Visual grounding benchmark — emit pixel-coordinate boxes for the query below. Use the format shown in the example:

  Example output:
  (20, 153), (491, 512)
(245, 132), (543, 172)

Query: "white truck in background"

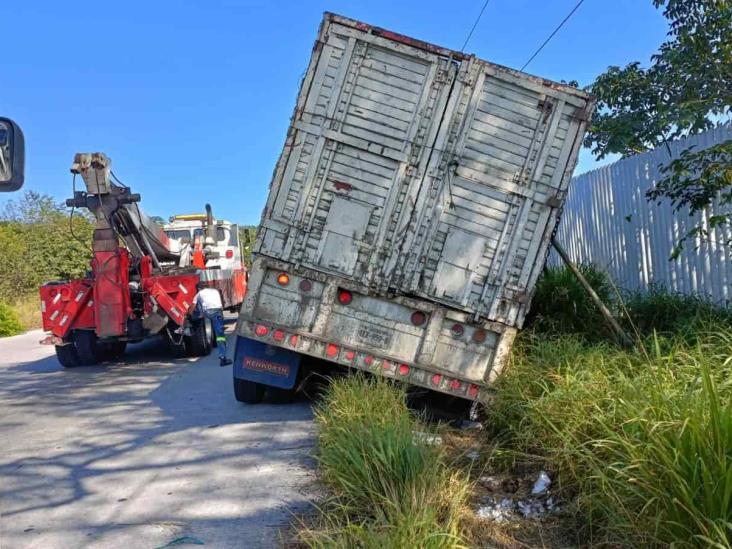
(232, 12), (595, 404)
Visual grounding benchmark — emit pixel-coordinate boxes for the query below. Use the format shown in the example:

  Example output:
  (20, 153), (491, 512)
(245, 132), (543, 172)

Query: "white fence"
(551, 124), (732, 304)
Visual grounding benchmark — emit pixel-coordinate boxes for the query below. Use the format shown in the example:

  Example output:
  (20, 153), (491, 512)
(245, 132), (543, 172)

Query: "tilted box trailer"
(233, 12), (595, 403)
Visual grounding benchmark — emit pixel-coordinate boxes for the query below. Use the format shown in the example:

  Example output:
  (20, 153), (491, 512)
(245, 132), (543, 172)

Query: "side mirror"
(0, 117), (25, 192)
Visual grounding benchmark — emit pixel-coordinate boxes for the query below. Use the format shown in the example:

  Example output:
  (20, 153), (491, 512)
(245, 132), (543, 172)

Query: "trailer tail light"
(472, 329), (487, 343)
(468, 384), (479, 398)
(273, 329), (285, 342)
(326, 343), (338, 358)
(398, 364), (410, 376)
(289, 334), (299, 347)
(299, 279), (312, 292)
(450, 323), (464, 338)
(344, 350), (355, 361)
(431, 374), (442, 386)
(277, 273), (290, 286)
(449, 379), (461, 391)
(410, 311), (427, 326)
(337, 289), (353, 305)
(364, 355), (374, 366)
(225, 249), (234, 259)
(254, 324), (269, 337)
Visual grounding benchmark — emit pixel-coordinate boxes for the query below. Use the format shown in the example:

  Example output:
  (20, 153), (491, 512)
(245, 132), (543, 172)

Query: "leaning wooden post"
(551, 237), (634, 348)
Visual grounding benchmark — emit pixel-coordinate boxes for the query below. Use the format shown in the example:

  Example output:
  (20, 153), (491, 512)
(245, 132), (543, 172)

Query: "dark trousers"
(204, 309), (227, 359)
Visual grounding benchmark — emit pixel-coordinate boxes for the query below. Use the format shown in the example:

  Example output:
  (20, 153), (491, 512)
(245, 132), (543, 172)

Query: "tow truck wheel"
(186, 319), (211, 357)
(234, 377), (265, 404)
(74, 330), (103, 365)
(104, 341), (127, 358)
(55, 342), (80, 368)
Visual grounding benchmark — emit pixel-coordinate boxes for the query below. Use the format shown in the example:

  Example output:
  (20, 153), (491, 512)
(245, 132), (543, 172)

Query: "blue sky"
(2, 0), (669, 224)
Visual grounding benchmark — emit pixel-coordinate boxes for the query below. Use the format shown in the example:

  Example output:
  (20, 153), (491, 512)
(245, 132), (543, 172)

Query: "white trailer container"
(234, 13), (594, 403)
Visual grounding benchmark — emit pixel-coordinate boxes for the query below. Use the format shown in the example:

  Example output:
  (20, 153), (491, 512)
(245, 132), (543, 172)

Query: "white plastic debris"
(466, 450), (480, 461)
(478, 475), (501, 492)
(531, 470), (552, 495)
(412, 431), (443, 446)
(517, 500), (546, 519)
(476, 497), (514, 522)
(455, 419), (483, 430)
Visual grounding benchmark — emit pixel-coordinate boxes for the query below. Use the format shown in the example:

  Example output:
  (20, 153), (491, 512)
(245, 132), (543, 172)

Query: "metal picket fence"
(550, 124), (732, 304)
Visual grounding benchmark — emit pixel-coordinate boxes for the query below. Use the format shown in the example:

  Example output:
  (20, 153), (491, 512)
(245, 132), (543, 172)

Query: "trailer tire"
(55, 343), (80, 368)
(267, 386), (296, 404)
(186, 319), (211, 357)
(74, 330), (103, 365)
(234, 377), (265, 404)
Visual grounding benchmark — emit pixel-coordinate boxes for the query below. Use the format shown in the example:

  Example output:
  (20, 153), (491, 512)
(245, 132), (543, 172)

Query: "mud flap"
(233, 336), (301, 389)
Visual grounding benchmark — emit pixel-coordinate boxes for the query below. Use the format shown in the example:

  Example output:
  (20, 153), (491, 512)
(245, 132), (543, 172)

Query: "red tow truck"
(39, 152), (246, 366)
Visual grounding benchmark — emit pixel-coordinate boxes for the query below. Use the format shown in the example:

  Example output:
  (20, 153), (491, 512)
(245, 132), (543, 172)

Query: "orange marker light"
(277, 273), (290, 286)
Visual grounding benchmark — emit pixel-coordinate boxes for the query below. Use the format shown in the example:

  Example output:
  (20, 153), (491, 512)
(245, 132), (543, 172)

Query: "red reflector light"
(225, 249), (234, 259)
(326, 343), (338, 357)
(345, 350), (355, 361)
(431, 374), (442, 386)
(382, 361), (391, 370)
(472, 329), (487, 343)
(411, 311), (427, 326)
(364, 355), (374, 366)
(299, 279), (312, 292)
(337, 289), (353, 305)
(398, 364), (410, 376)
(451, 323), (464, 338)
(289, 334), (299, 347)
(277, 273), (290, 286)
(254, 324), (268, 337)
(449, 379), (461, 391)
(273, 329), (285, 342)
(468, 384), (479, 398)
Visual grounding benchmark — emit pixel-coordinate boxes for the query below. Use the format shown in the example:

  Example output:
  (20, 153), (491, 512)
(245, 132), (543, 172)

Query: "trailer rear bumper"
(237, 258), (517, 402)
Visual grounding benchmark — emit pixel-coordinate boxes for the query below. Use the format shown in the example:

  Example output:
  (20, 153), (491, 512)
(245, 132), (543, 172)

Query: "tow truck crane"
(39, 152), (221, 366)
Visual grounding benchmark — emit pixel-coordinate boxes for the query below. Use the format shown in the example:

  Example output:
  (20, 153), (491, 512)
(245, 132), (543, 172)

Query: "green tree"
(0, 191), (94, 300)
(238, 225), (258, 266)
(585, 0), (732, 256)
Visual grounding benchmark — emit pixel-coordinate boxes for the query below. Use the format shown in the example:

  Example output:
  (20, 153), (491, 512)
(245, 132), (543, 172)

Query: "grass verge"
(9, 294), (42, 331)
(296, 376), (471, 548)
(487, 326), (732, 547)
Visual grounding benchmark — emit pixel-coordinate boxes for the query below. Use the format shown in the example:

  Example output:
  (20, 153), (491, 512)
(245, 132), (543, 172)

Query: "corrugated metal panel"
(551, 124), (732, 303)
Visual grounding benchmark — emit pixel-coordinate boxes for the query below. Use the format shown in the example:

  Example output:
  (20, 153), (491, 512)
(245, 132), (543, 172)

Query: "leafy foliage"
(0, 301), (23, 337)
(0, 191), (94, 301)
(237, 225), (257, 266)
(585, 0), (732, 254)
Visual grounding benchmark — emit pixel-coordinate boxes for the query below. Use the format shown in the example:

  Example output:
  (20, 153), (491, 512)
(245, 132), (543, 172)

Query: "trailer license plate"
(356, 324), (392, 348)
(244, 357), (290, 377)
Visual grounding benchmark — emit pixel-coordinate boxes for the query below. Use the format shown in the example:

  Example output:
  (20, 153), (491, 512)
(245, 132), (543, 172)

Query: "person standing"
(192, 282), (232, 366)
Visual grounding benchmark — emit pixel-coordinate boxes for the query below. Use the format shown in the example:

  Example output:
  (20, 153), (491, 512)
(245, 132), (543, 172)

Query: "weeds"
(298, 376), (471, 548)
(0, 300), (23, 337)
(488, 327), (732, 546)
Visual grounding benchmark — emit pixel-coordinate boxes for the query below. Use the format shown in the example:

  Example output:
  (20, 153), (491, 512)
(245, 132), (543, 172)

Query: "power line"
(460, 0), (492, 52)
(520, 0), (586, 71)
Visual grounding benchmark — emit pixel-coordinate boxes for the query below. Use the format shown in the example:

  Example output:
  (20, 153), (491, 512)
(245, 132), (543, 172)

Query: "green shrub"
(299, 376), (470, 548)
(526, 264), (615, 340)
(0, 301), (24, 337)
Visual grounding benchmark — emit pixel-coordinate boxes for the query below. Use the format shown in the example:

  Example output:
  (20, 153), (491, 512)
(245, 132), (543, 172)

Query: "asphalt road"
(0, 323), (316, 548)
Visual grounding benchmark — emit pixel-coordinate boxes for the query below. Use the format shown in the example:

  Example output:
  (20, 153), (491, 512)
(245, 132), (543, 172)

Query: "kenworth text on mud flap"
(38, 152), (247, 367)
(233, 13), (595, 404)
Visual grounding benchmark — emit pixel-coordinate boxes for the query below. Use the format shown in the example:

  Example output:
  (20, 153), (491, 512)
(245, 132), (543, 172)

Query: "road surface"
(0, 324), (316, 548)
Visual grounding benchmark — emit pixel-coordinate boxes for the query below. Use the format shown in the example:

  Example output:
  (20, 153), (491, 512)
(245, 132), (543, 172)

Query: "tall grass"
(0, 300), (23, 337)
(10, 294), (42, 331)
(490, 314), (732, 546)
(298, 376), (470, 548)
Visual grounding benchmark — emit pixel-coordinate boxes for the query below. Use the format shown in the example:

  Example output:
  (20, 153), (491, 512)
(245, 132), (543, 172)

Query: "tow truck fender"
(233, 336), (300, 390)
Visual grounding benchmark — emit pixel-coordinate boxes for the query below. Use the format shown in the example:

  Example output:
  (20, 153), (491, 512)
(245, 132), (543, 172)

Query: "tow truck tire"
(234, 377), (265, 404)
(187, 319), (211, 357)
(74, 330), (103, 365)
(103, 341), (127, 358)
(55, 343), (80, 368)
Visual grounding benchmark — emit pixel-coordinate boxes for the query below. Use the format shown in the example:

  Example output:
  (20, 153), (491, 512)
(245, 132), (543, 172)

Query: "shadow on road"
(0, 334), (316, 547)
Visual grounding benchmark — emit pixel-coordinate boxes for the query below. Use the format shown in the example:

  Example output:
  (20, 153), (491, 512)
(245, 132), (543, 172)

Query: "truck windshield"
(165, 229), (192, 245)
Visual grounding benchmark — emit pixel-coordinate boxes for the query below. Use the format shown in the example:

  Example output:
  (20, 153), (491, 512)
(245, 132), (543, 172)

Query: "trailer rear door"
(257, 16), (458, 287)
(393, 61), (592, 325)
